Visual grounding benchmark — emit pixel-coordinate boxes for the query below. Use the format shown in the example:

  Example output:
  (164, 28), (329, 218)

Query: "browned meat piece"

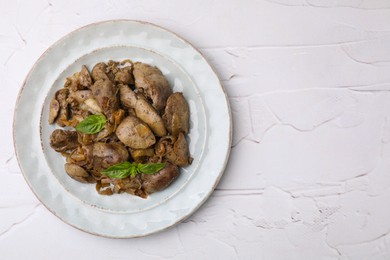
(116, 116), (156, 149)
(49, 95), (60, 124)
(49, 89), (69, 127)
(90, 79), (119, 120)
(50, 129), (79, 152)
(130, 148), (155, 163)
(92, 142), (129, 173)
(66, 90), (102, 119)
(64, 163), (95, 183)
(80, 98), (103, 114)
(104, 60), (135, 85)
(165, 132), (191, 167)
(65, 90), (94, 127)
(155, 133), (190, 167)
(112, 109), (126, 129)
(95, 122), (115, 142)
(91, 62), (106, 81)
(119, 85), (167, 136)
(79, 65), (93, 88)
(91, 62), (115, 82)
(115, 66), (134, 85)
(77, 132), (96, 145)
(65, 65), (93, 91)
(162, 92), (189, 136)
(119, 83), (137, 107)
(141, 163), (179, 194)
(68, 90), (92, 103)
(67, 144), (94, 169)
(56, 89), (70, 127)
(133, 62), (172, 112)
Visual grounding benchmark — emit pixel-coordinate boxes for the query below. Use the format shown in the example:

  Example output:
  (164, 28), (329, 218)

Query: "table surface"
(2, 0), (390, 259)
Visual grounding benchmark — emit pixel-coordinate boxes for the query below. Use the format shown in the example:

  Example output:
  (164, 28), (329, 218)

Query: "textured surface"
(2, 0), (390, 259)
(14, 20), (231, 237)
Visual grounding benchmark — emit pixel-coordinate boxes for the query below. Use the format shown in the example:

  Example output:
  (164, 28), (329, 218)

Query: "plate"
(13, 20), (231, 238)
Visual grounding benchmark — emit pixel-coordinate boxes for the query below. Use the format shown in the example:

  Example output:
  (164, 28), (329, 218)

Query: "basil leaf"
(101, 161), (133, 179)
(101, 162), (166, 179)
(137, 163), (166, 174)
(76, 114), (107, 134)
(130, 167), (138, 178)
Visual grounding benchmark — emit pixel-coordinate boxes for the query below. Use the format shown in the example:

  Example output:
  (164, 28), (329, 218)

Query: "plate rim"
(13, 19), (232, 238)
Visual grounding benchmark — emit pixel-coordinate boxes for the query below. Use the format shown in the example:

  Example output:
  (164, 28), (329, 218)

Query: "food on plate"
(119, 84), (167, 137)
(133, 62), (172, 112)
(115, 115), (156, 149)
(163, 92), (190, 136)
(48, 60), (192, 198)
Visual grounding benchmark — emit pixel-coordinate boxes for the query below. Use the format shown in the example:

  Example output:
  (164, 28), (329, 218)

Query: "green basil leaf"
(137, 163), (166, 174)
(101, 162), (166, 179)
(76, 114), (107, 134)
(130, 167), (138, 178)
(101, 161), (133, 179)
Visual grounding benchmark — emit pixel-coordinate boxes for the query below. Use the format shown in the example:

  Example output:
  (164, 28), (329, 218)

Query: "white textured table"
(2, 1), (390, 259)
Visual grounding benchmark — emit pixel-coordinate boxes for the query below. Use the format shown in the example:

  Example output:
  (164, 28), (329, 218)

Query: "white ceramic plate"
(13, 20), (231, 238)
